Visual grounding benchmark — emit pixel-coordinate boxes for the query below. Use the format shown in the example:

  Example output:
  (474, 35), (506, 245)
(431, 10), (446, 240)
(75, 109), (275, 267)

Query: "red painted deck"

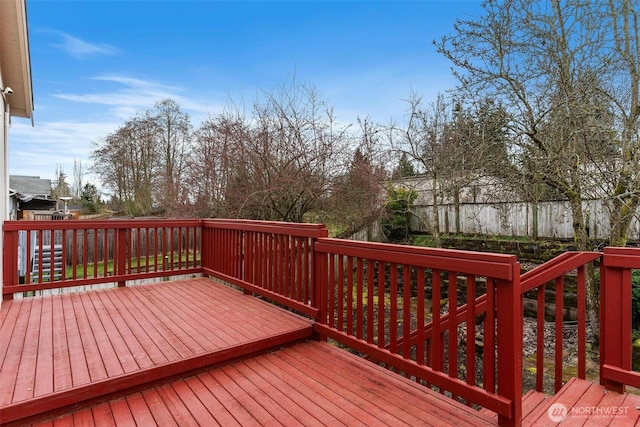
(24, 341), (498, 426)
(0, 278), (313, 425)
(522, 378), (640, 426)
(482, 378), (640, 425)
(2, 277), (639, 426)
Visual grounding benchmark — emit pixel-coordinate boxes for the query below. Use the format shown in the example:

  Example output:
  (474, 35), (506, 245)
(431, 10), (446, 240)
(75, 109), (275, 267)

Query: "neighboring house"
(1, 0), (34, 304)
(9, 175), (56, 220)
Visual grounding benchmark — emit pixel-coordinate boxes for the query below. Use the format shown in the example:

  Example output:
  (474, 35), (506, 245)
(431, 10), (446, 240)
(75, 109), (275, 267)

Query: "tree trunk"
(431, 179), (441, 247)
(568, 195), (598, 340)
(454, 187), (461, 234)
(608, 178), (639, 247)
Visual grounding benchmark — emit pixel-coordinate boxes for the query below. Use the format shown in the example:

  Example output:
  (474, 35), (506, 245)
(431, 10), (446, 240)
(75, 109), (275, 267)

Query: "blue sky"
(9, 0), (484, 188)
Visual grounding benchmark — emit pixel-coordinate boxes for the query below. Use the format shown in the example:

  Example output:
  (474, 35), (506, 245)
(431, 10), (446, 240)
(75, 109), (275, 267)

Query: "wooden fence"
(412, 199), (640, 240)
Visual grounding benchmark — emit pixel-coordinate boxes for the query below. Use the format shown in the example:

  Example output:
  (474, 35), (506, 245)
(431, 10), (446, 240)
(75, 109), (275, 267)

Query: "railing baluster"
(554, 276), (564, 392)
(346, 256), (354, 337)
(402, 265), (411, 359)
(466, 275), (476, 388)
(328, 254), (336, 327)
(536, 283), (545, 392)
(484, 278), (495, 394)
(448, 271), (458, 381)
(416, 267), (425, 367)
(577, 265), (586, 379)
(337, 255), (344, 333)
(356, 258), (364, 340)
(377, 261), (385, 349)
(389, 263), (398, 355)
(432, 269), (442, 374)
(366, 259), (374, 344)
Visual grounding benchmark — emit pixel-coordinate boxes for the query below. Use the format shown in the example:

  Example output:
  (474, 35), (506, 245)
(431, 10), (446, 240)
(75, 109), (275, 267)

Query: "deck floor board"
(21, 341), (498, 427)
(0, 278), (313, 425)
(4, 277), (640, 426)
(522, 377), (640, 425)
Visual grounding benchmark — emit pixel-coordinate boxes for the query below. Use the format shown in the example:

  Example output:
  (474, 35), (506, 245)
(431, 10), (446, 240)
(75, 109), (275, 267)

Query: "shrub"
(381, 185), (418, 242)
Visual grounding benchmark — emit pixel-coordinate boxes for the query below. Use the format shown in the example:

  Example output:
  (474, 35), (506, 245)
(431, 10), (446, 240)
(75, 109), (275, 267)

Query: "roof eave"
(1, 0), (34, 119)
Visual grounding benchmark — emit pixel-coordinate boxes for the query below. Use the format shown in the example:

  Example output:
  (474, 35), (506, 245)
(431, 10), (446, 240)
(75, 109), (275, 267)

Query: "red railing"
(2, 219), (202, 298)
(201, 219), (328, 318)
(313, 238), (522, 426)
(600, 246), (640, 393)
(3, 218), (640, 426)
(520, 251), (601, 393)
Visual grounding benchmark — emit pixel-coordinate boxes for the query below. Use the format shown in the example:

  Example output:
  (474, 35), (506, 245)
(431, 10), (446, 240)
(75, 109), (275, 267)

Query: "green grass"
(64, 251), (201, 278)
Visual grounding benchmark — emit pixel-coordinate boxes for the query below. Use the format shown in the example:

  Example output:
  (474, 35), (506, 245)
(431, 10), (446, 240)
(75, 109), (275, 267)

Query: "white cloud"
(9, 75), (228, 183)
(52, 75), (222, 121)
(8, 120), (117, 182)
(51, 32), (119, 58)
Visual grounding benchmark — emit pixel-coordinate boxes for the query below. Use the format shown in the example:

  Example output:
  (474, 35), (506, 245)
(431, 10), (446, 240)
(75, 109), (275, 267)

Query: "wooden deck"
(2, 278), (639, 426)
(0, 278), (313, 425)
(22, 341), (498, 426)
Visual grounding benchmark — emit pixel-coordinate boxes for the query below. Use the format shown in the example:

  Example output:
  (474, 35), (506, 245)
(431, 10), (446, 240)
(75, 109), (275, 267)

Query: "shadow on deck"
(2, 278), (640, 425)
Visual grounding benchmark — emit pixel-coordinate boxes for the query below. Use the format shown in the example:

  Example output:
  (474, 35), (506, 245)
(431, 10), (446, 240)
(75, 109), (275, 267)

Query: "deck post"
(2, 227), (18, 300)
(600, 247), (635, 393)
(496, 262), (522, 427)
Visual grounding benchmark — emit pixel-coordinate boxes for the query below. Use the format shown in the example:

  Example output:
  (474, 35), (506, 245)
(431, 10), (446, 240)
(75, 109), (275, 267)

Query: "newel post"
(2, 225), (18, 300)
(496, 262), (523, 427)
(600, 247), (635, 393)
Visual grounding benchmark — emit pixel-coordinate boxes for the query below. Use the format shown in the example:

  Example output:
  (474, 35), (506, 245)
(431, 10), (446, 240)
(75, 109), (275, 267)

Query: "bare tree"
(151, 99), (192, 217)
(224, 81), (349, 222)
(327, 118), (387, 238)
(51, 165), (71, 202)
(606, 0), (640, 246)
(72, 160), (83, 201)
(91, 115), (157, 216)
(399, 93), (450, 246)
(389, 90), (513, 244)
(436, 0), (616, 249)
(436, 0), (640, 248)
(188, 113), (248, 218)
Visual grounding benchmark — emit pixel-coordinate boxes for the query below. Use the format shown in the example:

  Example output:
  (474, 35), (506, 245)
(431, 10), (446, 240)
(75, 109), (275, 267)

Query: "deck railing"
(520, 251), (601, 393)
(313, 238), (523, 426)
(201, 219), (328, 318)
(3, 218), (640, 426)
(600, 247), (640, 393)
(2, 219), (202, 297)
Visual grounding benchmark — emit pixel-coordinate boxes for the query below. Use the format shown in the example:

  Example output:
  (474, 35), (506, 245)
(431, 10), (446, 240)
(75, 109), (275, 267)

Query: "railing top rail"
(603, 246), (640, 268)
(202, 219), (329, 238)
(3, 218), (203, 231)
(520, 251), (601, 293)
(315, 237), (518, 280)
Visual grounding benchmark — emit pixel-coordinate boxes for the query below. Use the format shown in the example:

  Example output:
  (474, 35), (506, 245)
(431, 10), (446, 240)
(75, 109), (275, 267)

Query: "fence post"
(496, 262), (522, 427)
(600, 247), (634, 393)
